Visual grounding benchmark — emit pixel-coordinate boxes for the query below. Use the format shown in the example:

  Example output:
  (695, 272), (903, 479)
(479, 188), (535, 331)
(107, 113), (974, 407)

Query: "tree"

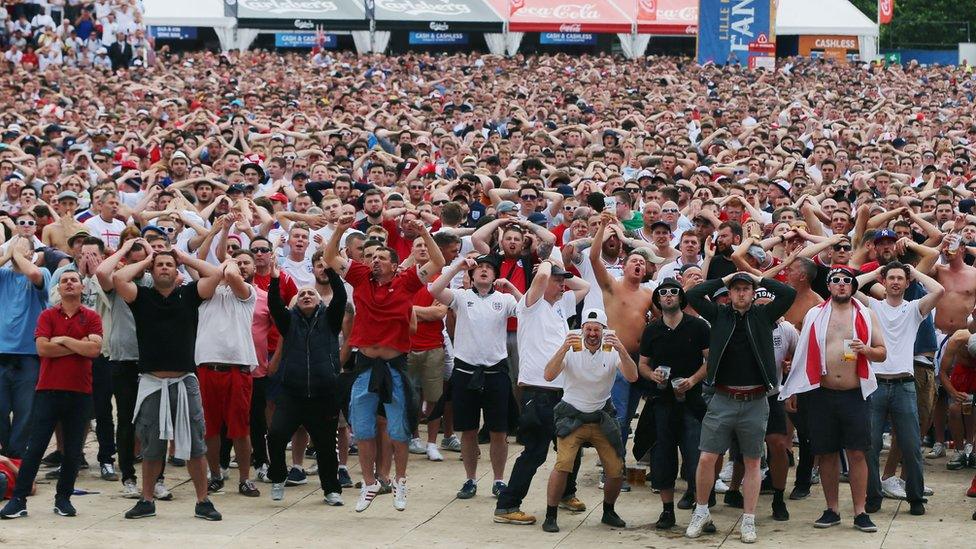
(849, 0), (975, 49)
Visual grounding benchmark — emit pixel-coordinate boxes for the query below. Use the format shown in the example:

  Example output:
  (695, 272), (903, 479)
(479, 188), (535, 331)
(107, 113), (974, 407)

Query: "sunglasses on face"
(17, 219), (35, 226)
(564, 205), (577, 211)
(662, 208), (679, 214)
(409, 185), (424, 190)
(745, 189), (759, 195)
(829, 276), (853, 285)
(953, 171), (965, 175)
(161, 226), (177, 233)
(657, 287), (681, 297)
(228, 245), (241, 251)
(520, 195), (538, 201)
(833, 244), (852, 251)
(432, 200), (448, 206)
(250, 247), (271, 254)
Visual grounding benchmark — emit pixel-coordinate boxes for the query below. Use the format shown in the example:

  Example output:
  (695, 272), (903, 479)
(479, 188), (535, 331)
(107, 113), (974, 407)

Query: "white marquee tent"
(776, 0), (879, 60)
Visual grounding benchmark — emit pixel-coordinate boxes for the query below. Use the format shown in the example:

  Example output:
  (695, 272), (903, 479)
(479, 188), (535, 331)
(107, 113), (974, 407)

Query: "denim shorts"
(349, 366), (410, 442)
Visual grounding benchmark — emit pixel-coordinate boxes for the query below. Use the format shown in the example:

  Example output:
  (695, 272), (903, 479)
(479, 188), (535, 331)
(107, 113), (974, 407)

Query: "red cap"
(268, 193), (289, 204)
(133, 147), (149, 158)
(120, 160), (138, 170)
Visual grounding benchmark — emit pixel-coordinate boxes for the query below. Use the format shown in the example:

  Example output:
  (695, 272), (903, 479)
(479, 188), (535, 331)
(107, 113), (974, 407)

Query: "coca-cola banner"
(374, 0), (504, 31)
(506, 0), (634, 34)
(635, 0), (698, 35)
(235, 0), (368, 30)
(697, 0), (775, 67)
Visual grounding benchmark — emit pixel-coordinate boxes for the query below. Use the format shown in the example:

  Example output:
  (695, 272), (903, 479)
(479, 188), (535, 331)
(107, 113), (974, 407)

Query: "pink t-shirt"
(250, 286), (273, 378)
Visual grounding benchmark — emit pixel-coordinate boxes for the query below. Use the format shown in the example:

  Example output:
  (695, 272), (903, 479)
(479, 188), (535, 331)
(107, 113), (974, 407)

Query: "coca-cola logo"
(429, 21), (449, 31)
(639, 0), (655, 12)
(520, 3), (600, 20)
(378, 1), (471, 16)
(657, 6), (697, 21)
(238, 0), (338, 14)
(558, 23), (582, 32)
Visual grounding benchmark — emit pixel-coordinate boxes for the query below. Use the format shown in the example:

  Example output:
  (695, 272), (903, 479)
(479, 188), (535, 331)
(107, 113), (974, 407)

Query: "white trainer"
(408, 437), (427, 455)
(740, 516), (758, 543)
(121, 479), (140, 499)
(153, 480), (173, 501)
(881, 476), (907, 500)
(926, 442), (946, 459)
(426, 443), (444, 462)
(324, 492), (344, 506)
(714, 478), (730, 494)
(356, 482), (381, 512)
(686, 509), (713, 538)
(393, 477), (408, 511)
(271, 483), (285, 501)
(719, 460), (734, 482)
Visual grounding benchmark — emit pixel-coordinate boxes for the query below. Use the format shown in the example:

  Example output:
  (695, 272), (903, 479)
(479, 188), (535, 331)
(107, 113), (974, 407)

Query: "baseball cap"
(227, 183), (247, 194)
(546, 263), (574, 279)
(67, 230), (90, 247)
(267, 193), (289, 204)
(526, 212), (547, 226)
(874, 229), (897, 242)
(580, 308), (608, 327)
(496, 200), (517, 213)
(772, 179), (791, 195)
(726, 272), (757, 288)
(57, 190), (79, 201)
(171, 151), (189, 162)
(648, 220), (671, 233)
(712, 286), (730, 299)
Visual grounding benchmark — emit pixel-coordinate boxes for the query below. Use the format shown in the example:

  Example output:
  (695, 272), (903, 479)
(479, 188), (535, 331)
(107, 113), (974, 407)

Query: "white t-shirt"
(195, 284), (259, 367)
(561, 346), (621, 413)
(574, 254), (623, 312)
(447, 287), (517, 366)
(772, 320), (799, 391)
(516, 291), (578, 389)
(280, 255), (314, 288)
(868, 297), (924, 376)
(83, 215), (126, 249)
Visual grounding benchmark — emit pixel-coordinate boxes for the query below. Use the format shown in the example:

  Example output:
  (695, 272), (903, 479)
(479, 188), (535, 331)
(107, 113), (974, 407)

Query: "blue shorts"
(349, 366), (411, 442)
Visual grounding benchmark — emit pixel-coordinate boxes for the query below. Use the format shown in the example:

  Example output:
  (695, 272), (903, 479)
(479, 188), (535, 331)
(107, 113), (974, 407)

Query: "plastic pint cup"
(843, 339), (856, 362)
(602, 330), (615, 352)
(671, 377), (686, 401)
(569, 329), (582, 352)
(656, 366), (671, 389)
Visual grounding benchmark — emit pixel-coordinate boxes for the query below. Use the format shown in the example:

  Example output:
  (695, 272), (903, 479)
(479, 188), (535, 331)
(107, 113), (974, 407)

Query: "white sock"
(695, 503), (709, 515)
(338, 465), (347, 471)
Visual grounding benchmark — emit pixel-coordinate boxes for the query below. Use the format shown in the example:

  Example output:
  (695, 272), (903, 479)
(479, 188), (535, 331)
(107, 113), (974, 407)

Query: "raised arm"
(325, 213), (354, 277)
(267, 268), (291, 336)
(95, 238), (138, 291)
(430, 258), (470, 306)
(909, 264), (945, 317)
(112, 254), (154, 304)
(470, 217), (506, 254)
(324, 268), (347, 335)
(524, 259), (552, 308)
(412, 219), (445, 283)
(589, 213), (617, 294)
(544, 332), (574, 382)
(174, 249), (222, 299)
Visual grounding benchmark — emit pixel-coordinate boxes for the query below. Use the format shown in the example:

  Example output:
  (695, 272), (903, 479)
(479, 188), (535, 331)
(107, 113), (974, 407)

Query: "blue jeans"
(610, 370), (644, 450)
(349, 367), (410, 442)
(0, 355), (39, 458)
(867, 380), (925, 504)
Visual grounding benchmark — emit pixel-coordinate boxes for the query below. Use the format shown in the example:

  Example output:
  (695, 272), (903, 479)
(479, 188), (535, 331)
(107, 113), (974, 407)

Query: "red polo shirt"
(346, 261), (423, 353)
(253, 270), (298, 352)
(34, 304), (103, 394)
(410, 276), (445, 352)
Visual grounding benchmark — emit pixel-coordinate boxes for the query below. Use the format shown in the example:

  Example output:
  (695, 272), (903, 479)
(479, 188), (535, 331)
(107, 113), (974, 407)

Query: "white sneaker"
(220, 467), (229, 480)
(324, 492), (344, 506)
(740, 516), (758, 543)
(356, 482), (381, 512)
(882, 433), (891, 450)
(426, 443), (444, 462)
(255, 464), (271, 483)
(927, 442), (946, 459)
(271, 482), (285, 501)
(121, 479), (140, 499)
(685, 509), (713, 538)
(393, 477), (407, 511)
(154, 480), (173, 501)
(714, 478), (730, 494)
(881, 476), (906, 499)
(719, 461), (734, 482)
(306, 462), (319, 475)
(408, 437), (427, 455)
(923, 484), (934, 496)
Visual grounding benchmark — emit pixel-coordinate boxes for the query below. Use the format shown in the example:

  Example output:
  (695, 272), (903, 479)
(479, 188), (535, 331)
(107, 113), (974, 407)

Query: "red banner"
(879, 0), (893, 25)
(510, 0), (525, 17)
(507, 0), (633, 34)
(635, 0), (697, 35)
(637, 0), (657, 22)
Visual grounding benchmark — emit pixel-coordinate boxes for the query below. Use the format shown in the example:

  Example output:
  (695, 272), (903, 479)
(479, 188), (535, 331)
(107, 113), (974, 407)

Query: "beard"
(831, 294), (851, 304)
(661, 302), (681, 314)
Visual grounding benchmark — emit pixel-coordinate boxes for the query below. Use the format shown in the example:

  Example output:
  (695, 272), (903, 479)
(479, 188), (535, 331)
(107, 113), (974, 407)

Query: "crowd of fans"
(1, 47), (976, 542)
(1, 1), (152, 71)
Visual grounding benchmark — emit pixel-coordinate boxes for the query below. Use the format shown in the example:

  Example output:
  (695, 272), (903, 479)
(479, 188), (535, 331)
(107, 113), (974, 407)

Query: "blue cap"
(874, 229), (898, 242)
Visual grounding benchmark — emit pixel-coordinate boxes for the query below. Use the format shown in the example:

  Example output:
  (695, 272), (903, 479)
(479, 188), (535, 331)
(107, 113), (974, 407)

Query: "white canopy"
(143, 0), (235, 29)
(776, 0), (878, 37)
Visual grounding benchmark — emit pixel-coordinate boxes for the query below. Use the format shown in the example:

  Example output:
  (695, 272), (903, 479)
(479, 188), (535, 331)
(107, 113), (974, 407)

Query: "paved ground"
(1, 427), (974, 549)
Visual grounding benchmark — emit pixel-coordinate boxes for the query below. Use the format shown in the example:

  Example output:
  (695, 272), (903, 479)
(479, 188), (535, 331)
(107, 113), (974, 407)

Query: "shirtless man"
(41, 191), (87, 253)
(590, 212), (655, 481)
(781, 266), (886, 533)
(936, 329), (976, 472)
(783, 257), (824, 329)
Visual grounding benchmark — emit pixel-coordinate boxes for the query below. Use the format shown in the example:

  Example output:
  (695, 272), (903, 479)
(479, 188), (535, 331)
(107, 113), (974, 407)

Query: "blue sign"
(274, 33), (338, 49)
(408, 32), (468, 46)
(697, 0), (776, 67)
(539, 33), (596, 45)
(149, 26), (197, 40)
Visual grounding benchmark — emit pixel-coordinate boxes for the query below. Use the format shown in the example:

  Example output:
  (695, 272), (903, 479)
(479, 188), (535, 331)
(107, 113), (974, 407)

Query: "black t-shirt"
(640, 314), (710, 396)
(128, 281), (203, 374)
(706, 253), (737, 280)
(715, 311), (766, 386)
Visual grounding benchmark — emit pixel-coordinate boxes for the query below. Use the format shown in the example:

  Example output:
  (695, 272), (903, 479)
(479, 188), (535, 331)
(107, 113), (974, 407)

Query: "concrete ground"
(1, 427), (974, 549)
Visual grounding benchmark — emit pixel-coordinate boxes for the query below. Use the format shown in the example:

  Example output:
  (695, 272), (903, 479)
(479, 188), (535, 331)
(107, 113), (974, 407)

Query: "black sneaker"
(168, 456), (186, 467)
(0, 497), (27, 519)
(45, 467), (61, 480)
(789, 486), (810, 500)
(305, 447), (317, 459)
(124, 499), (156, 519)
(864, 498), (882, 514)
(772, 499), (790, 521)
(542, 516), (559, 532)
(194, 499), (222, 521)
(337, 467), (353, 488)
(41, 450), (62, 467)
(814, 509), (841, 528)
(456, 479), (477, 499)
(53, 497), (76, 517)
(909, 501), (925, 516)
(724, 489), (744, 508)
(853, 513), (877, 532)
(677, 490), (695, 510)
(655, 508), (676, 529)
(601, 509), (626, 528)
(207, 476), (224, 493)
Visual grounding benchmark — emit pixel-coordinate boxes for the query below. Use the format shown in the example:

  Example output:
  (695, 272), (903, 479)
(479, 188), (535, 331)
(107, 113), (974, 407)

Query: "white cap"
(580, 308), (608, 328)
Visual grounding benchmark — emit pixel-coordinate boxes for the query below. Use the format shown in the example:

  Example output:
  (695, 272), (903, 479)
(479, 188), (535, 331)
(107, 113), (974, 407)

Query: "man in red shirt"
(324, 212), (444, 513)
(0, 270), (103, 519)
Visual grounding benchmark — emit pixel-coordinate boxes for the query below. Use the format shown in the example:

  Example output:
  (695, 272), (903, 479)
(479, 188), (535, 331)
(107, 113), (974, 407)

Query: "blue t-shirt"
(0, 268), (51, 355)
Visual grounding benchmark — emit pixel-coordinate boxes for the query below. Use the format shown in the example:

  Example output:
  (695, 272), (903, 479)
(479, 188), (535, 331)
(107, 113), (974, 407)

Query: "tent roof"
(776, 0), (878, 37)
(635, 0), (698, 35)
(373, 0), (503, 31)
(235, 0), (369, 30)
(507, 0), (634, 34)
(143, 0), (235, 28)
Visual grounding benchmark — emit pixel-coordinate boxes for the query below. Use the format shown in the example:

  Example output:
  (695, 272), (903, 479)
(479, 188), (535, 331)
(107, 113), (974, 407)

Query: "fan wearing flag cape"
(779, 265), (888, 532)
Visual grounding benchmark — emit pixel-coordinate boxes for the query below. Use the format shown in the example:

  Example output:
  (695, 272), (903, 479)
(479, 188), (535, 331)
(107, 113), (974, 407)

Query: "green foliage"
(848, 0), (975, 49)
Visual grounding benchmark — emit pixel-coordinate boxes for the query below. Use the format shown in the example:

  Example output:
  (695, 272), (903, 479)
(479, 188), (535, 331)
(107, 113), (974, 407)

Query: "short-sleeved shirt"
(250, 286), (273, 377)
(253, 270), (298, 352)
(195, 284), (258, 367)
(640, 314), (710, 395)
(0, 268), (50, 355)
(516, 291), (578, 388)
(34, 304), (103, 394)
(868, 297), (924, 376)
(345, 261), (423, 353)
(127, 282), (204, 374)
(410, 282), (445, 352)
(448, 287), (518, 366)
(561, 347), (621, 413)
(107, 274), (153, 362)
(83, 215), (126, 250)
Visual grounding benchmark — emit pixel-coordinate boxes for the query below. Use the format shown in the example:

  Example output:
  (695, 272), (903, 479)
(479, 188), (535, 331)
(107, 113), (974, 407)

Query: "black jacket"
(269, 270), (346, 398)
(686, 277), (796, 391)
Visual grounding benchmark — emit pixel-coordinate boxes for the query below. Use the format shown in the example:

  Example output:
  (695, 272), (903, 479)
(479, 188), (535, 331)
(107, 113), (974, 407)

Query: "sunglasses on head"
(250, 246), (271, 254)
(829, 276), (853, 285)
(657, 287), (681, 296)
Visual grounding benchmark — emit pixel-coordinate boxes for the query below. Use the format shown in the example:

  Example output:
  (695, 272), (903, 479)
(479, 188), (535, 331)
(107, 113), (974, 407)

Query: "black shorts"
(806, 387), (871, 455)
(450, 368), (510, 433)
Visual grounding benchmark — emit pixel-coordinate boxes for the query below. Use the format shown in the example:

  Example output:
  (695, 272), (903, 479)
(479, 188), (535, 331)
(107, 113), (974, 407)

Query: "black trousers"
(111, 360), (139, 483)
(787, 393), (814, 490)
(250, 376), (270, 468)
(496, 388), (581, 512)
(91, 356), (115, 465)
(14, 391), (91, 500)
(267, 390), (340, 494)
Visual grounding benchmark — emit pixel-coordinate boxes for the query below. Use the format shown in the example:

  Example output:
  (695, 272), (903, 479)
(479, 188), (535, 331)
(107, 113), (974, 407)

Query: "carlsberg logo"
(239, 0), (338, 14)
(377, 0), (471, 16)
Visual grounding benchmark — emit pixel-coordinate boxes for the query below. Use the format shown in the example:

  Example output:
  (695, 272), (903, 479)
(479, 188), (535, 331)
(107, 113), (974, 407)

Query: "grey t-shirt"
(107, 273), (153, 362)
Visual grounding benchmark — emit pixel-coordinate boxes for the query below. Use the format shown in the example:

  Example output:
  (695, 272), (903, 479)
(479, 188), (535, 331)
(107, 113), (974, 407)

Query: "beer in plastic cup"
(671, 377), (686, 401)
(656, 366), (671, 389)
(843, 339), (856, 361)
(569, 329), (582, 352)
(602, 329), (615, 352)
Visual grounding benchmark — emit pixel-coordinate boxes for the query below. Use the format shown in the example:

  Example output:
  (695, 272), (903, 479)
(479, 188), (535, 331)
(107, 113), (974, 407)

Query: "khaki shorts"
(914, 363), (936, 430)
(555, 423), (624, 479)
(407, 348), (447, 404)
